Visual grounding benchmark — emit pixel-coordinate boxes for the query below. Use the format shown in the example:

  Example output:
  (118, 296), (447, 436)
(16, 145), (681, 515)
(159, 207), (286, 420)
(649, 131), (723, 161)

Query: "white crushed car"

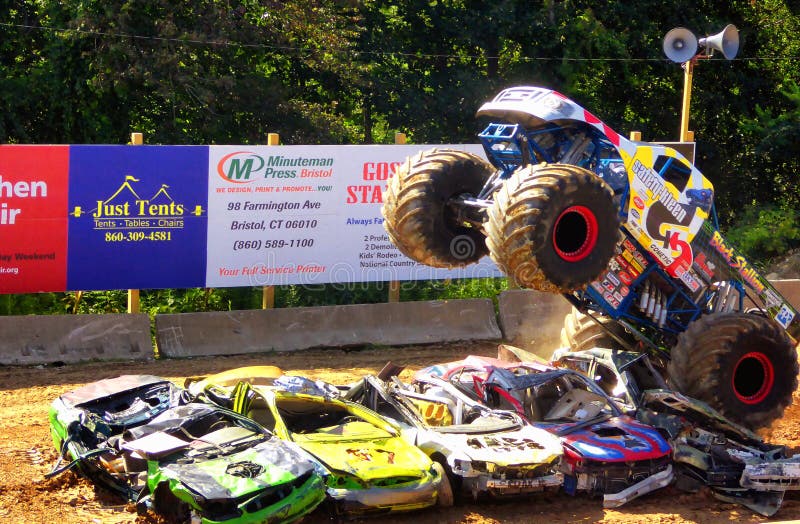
(343, 366), (564, 503)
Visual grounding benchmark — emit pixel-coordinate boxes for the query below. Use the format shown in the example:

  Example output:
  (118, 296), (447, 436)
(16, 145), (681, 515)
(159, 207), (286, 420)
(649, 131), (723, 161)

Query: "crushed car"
(417, 356), (674, 508)
(342, 365), (564, 503)
(48, 375), (327, 524)
(189, 371), (443, 517)
(551, 346), (800, 516)
(48, 374), (188, 499)
(550, 346), (668, 413)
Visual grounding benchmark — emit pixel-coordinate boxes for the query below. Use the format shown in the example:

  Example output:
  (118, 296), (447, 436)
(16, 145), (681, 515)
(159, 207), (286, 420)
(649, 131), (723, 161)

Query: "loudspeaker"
(698, 24), (739, 60)
(663, 27), (698, 63)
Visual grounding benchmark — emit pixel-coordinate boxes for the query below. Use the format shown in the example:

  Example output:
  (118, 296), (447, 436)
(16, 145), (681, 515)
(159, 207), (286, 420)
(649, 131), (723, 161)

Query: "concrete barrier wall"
(0, 313), (152, 365)
(1, 280), (797, 364)
(155, 299), (502, 358)
(496, 289), (572, 358)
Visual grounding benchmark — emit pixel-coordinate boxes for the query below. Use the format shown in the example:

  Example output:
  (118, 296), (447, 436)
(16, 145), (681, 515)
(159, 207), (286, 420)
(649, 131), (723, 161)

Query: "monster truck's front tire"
(667, 312), (798, 430)
(486, 163), (620, 293)
(382, 148), (494, 268)
(560, 307), (634, 351)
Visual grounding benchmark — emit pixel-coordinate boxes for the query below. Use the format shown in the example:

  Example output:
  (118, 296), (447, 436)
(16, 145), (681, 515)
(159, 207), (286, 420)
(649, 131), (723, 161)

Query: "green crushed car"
(48, 375), (327, 524)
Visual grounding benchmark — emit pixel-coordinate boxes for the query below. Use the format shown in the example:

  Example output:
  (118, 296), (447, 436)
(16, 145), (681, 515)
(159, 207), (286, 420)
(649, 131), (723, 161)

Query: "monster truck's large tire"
(559, 307), (634, 351)
(667, 312), (798, 430)
(382, 148), (494, 268)
(486, 163), (620, 293)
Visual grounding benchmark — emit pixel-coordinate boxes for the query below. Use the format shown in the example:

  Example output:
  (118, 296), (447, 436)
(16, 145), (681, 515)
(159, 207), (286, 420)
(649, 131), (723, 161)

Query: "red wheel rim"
(553, 205), (599, 262)
(732, 351), (775, 405)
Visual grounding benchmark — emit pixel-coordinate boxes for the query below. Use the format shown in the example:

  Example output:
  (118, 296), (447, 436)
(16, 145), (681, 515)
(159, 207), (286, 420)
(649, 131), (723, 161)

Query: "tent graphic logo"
(70, 175), (204, 242)
(71, 175), (204, 220)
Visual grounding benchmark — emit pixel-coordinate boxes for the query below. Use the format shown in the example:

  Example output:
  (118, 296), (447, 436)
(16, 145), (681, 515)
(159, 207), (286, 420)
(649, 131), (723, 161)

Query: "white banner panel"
(206, 145), (501, 286)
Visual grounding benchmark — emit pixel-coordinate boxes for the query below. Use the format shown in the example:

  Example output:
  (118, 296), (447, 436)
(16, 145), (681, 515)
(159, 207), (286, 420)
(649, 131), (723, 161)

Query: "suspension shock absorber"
(637, 280), (666, 324)
(639, 281), (650, 311)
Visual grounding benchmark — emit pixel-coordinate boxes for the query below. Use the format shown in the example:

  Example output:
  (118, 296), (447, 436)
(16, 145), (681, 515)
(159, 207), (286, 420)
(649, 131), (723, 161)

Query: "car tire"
(151, 482), (190, 522)
(382, 148), (494, 267)
(667, 312), (798, 430)
(486, 163), (620, 293)
(432, 461), (455, 507)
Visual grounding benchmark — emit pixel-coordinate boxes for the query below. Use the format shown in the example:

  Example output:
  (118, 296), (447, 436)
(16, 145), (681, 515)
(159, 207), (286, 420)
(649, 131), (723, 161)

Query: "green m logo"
(217, 151), (265, 183)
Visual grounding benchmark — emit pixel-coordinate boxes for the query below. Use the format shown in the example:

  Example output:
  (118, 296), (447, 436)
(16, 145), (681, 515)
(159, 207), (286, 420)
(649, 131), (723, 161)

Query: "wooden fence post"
(127, 132), (143, 314)
(388, 133), (406, 303)
(262, 133), (280, 309)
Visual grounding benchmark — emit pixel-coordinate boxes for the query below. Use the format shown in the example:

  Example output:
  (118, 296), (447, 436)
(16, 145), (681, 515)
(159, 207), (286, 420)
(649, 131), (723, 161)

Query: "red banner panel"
(0, 145), (70, 293)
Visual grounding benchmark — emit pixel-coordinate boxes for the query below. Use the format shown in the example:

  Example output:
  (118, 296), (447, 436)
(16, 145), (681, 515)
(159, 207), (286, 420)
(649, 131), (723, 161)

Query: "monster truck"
(381, 86), (799, 430)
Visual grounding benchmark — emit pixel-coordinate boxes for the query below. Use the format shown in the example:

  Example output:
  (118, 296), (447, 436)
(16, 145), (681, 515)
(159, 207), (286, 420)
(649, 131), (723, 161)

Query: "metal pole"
(679, 60), (695, 142)
(128, 132), (143, 314)
(262, 133), (279, 309)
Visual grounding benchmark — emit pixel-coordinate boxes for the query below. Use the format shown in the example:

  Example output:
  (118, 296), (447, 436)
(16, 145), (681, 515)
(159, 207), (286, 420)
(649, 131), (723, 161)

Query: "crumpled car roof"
(59, 375), (171, 407)
(484, 367), (572, 392)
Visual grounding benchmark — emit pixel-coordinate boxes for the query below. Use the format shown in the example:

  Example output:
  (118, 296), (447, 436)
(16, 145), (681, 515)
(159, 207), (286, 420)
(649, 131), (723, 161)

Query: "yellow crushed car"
(189, 372), (443, 517)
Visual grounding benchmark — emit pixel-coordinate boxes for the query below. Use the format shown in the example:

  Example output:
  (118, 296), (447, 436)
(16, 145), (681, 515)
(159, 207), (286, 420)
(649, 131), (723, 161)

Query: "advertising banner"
(2, 144), (502, 294)
(66, 146), (209, 291)
(0, 145), (70, 293)
(206, 145), (501, 287)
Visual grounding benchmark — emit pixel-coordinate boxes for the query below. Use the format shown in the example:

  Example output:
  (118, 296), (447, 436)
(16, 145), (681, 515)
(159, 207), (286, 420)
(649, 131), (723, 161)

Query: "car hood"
(295, 436), (431, 480)
(537, 416), (671, 462)
(431, 425), (562, 465)
(153, 438), (317, 500)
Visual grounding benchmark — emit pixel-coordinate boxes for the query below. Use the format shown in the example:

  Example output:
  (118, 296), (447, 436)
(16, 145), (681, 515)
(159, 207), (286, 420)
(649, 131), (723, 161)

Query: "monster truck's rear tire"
(560, 308), (634, 351)
(382, 148), (493, 267)
(486, 163), (620, 293)
(667, 312), (798, 430)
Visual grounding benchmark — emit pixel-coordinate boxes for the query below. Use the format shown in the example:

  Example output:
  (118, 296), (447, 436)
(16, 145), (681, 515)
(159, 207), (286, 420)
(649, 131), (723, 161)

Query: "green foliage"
(2, 0), (800, 313)
(725, 206), (800, 263)
(0, 292), (65, 315)
(278, 283), (388, 307)
(66, 291), (127, 314)
(737, 81), (800, 212)
(140, 288), (230, 314)
(1, 278), (511, 315)
(401, 278), (508, 304)
(273, 278), (509, 308)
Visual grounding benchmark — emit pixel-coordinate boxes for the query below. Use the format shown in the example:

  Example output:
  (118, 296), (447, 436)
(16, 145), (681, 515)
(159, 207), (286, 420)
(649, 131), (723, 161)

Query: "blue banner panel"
(67, 146), (208, 291)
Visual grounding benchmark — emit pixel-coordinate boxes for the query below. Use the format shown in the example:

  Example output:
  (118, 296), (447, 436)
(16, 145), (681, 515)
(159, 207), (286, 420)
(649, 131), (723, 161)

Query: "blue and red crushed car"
(552, 346), (800, 516)
(416, 355), (674, 507)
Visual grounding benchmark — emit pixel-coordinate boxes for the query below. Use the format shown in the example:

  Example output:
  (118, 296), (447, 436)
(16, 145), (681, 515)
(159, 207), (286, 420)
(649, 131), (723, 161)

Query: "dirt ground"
(3, 341), (800, 524)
